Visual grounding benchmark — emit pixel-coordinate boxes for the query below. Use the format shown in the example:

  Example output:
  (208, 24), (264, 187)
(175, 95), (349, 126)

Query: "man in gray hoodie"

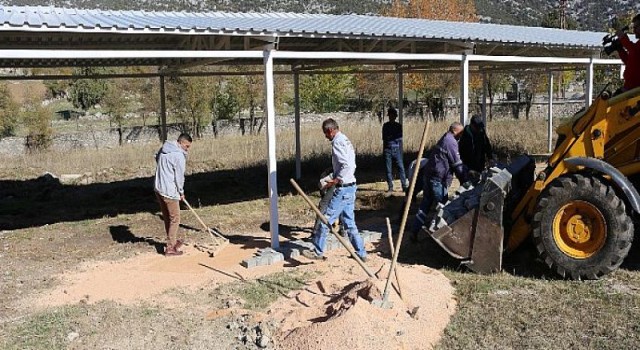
(154, 133), (192, 256)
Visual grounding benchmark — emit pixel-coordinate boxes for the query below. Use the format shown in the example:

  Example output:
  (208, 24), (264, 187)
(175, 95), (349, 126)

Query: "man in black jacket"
(382, 107), (408, 192)
(459, 115), (494, 172)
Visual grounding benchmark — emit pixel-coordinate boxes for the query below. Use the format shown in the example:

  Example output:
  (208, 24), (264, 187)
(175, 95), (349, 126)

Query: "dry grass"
(1, 112), (639, 349)
(436, 269), (640, 350)
(0, 116), (559, 181)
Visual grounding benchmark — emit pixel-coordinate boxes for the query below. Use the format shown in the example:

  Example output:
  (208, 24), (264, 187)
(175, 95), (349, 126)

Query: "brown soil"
(29, 238), (283, 308)
(272, 255), (456, 350)
(2, 175), (456, 350)
(24, 234), (456, 350)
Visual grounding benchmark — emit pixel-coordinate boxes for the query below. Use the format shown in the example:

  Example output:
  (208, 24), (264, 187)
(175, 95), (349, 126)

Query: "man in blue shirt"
(411, 122), (468, 239)
(303, 118), (368, 262)
(382, 107), (408, 193)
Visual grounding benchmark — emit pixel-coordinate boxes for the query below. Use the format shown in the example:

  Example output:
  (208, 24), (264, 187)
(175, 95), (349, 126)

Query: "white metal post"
(397, 71), (404, 124)
(294, 72), (302, 180)
(264, 45), (280, 249)
(548, 72), (554, 153)
(159, 75), (167, 142)
(482, 72), (487, 125)
(585, 57), (594, 107)
(460, 54), (470, 125)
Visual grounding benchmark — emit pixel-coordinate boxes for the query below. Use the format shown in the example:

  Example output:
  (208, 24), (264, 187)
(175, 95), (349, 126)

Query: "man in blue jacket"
(154, 133), (192, 256)
(411, 122), (468, 239)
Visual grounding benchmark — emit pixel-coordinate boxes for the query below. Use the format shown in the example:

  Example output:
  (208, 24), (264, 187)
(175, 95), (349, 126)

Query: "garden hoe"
(183, 199), (229, 257)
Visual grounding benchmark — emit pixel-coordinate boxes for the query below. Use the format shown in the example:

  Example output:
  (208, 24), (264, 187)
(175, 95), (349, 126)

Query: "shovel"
(373, 119), (430, 309)
(290, 179), (376, 279)
(183, 199), (229, 257)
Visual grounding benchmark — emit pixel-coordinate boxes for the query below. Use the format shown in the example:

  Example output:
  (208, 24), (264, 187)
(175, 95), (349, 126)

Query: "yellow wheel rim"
(553, 200), (606, 259)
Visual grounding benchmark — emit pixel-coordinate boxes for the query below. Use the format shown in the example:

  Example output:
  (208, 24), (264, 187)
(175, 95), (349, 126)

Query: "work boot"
(302, 249), (326, 261)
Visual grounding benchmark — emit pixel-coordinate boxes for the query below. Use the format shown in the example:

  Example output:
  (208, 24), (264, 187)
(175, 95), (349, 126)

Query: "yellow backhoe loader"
(427, 87), (640, 279)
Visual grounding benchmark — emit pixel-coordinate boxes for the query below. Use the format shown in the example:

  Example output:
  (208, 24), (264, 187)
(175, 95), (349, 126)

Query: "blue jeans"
(384, 145), (408, 191)
(312, 185), (367, 258)
(412, 178), (448, 234)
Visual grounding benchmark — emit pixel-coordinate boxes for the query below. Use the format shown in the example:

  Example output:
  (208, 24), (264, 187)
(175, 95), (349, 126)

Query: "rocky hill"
(1, 0), (640, 31)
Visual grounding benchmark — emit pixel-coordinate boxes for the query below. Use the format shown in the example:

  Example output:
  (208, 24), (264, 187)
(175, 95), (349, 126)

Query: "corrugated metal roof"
(0, 5), (607, 49)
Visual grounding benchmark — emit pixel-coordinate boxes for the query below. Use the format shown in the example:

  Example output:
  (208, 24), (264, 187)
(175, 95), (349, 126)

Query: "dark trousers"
(384, 145), (408, 191)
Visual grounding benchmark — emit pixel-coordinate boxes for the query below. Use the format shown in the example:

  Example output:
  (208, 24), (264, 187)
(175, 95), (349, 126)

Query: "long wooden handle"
(183, 199), (227, 241)
(290, 179), (376, 279)
(386, 217), (404, 300)
(381, 120), (430, 301)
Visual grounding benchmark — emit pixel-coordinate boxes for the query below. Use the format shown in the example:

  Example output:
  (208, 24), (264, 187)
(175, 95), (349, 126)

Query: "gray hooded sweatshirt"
(154, 140), (187, 200)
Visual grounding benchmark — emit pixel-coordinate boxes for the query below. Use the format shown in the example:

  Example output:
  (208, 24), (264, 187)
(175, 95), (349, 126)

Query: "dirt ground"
(0, 178), (457, 350)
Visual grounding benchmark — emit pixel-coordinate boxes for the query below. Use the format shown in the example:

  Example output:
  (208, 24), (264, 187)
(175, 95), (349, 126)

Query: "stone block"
(241, 258), (259, 268)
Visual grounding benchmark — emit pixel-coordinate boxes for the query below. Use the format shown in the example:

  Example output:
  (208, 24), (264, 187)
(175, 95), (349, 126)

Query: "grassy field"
(1, 115), (639, 349)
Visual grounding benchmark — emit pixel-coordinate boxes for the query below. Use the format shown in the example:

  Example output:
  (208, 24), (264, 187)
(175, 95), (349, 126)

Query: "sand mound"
(273, 263), (456, 350)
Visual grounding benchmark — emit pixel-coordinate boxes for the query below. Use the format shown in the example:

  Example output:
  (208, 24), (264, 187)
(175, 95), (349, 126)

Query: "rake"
(183, 199), (229, 257)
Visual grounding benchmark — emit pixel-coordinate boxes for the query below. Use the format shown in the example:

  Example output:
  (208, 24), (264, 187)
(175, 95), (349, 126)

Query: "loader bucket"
(426, 155), (535, 274)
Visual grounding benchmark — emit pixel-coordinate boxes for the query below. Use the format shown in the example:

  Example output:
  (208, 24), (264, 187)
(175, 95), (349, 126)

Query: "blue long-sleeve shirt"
(331, 131), (357, 184)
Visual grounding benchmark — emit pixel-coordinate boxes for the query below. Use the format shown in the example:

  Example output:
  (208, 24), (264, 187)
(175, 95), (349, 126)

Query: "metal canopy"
(0, 5), (610, 70)
(0, 5), (624, 250)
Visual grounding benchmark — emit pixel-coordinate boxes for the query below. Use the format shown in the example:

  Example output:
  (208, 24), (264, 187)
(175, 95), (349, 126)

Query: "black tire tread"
(531, 174), (634, 280)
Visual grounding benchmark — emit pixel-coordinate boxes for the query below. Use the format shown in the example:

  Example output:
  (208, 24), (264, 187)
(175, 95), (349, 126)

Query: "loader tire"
(531, 174), (633, 280)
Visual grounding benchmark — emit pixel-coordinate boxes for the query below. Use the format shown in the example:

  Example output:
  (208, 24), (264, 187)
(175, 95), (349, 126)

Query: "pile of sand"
(26, 238), (457, 350)
(272, 263), (456, 350)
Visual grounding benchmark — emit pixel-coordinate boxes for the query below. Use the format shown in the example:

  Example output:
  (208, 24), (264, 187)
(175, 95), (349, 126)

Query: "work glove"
(319, 173), (334, 190)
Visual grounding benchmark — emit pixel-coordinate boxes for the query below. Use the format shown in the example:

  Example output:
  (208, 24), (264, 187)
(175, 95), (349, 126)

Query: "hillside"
(1, 0), (640, 31)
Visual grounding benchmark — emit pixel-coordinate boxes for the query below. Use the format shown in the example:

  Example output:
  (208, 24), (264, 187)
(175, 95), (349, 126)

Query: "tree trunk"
(117, 126), (123, 146)
(249, 98), (256, 135)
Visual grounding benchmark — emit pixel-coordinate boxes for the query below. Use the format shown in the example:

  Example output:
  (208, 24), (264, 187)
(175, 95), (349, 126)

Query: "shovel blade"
(371, 298), (394, 309)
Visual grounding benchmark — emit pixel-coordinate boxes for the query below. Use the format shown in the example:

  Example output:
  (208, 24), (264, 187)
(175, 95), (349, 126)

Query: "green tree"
(300, 73), (353, 113)
(68, 67), (109, 111)
(0, 82), (19, 138)
(227, 74), (262, 134)
(167, 76), (216, 138)
(137, 77), (160, 126)
(102, 80), (133, 146)
(22, 88), (53, 152)
(212, 83), (239, 121)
